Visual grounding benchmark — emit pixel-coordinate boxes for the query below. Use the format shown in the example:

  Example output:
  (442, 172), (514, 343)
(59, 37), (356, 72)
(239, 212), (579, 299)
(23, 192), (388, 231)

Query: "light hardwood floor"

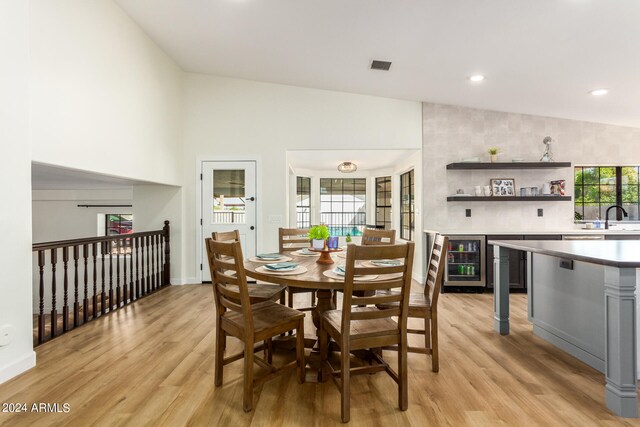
(1, 284), (639, 426)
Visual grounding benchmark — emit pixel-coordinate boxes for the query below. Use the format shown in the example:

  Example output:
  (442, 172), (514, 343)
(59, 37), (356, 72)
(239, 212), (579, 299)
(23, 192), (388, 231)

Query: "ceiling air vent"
(370, 60), (392, 71)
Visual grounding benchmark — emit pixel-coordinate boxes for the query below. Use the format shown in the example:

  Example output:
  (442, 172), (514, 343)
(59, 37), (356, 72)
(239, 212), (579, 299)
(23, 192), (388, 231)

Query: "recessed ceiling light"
(468, 75), (485, 82)
(589, 88), (609, 96)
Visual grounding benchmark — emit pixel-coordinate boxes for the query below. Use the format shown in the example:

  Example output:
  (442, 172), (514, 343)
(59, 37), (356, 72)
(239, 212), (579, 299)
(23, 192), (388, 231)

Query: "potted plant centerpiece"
(308, 225), (330, 250)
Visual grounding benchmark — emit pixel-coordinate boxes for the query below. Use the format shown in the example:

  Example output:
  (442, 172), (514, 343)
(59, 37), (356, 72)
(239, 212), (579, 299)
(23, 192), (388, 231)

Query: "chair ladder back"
(361, 228), (396, 246)
(278, 227), (310, 252)
(341, 242), (415, 330)
(205, 238), (254, 331)
(425, 235), (448, 308)
(211, 230), (241, 243)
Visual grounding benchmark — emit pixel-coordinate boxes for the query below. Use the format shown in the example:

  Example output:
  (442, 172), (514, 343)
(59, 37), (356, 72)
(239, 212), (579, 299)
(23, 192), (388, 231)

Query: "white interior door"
(201, 161), (257, 281)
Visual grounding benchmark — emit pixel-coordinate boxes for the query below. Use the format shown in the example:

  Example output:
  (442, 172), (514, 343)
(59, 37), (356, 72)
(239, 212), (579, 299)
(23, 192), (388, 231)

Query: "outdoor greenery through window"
(296, 176), (311, 229)
(320, 178), (366, 236)
(375, 176), (392, 230)
(105, 214), (133, 254)
(400, 170), (414, 241)
(574, 166), (639, 221)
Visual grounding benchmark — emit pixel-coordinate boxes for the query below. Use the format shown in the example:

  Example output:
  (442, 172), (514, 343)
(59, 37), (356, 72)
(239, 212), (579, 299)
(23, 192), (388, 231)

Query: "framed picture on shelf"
(489, 178), (515, 196)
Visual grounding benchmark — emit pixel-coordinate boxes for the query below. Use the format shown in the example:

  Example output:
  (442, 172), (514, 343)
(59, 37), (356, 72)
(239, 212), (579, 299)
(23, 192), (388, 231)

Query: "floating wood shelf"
(446, 162), (572, 170)
(447, 196), (572, 202)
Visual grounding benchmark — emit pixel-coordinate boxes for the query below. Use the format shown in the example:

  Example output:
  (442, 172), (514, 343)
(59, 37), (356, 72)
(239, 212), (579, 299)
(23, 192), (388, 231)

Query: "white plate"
(248, 255), (292, 263)
(255, 265), (308, 276)
(322, 270), (379, 281)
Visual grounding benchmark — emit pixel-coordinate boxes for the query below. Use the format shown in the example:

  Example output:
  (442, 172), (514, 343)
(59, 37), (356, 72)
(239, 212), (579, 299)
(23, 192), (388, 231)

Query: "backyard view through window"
(213, 170), (246, 224)
(320, 178), (366, 236)
(574, 166), (639, 221)
(375, 176), (392, 230)
(400, 170), (415, 240)
(296, 176), (311, 229)
(106, 214), (133, 254)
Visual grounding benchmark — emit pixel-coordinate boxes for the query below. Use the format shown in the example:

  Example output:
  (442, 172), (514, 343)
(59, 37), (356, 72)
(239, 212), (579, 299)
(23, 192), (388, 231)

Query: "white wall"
(132, 185), (183, 283)
(0, 0), (35, 384)
(32, 189), (133, 242)
(423, 103), (640, 233)
(29, 0), (183, 187)
(183, 74), (422, 281)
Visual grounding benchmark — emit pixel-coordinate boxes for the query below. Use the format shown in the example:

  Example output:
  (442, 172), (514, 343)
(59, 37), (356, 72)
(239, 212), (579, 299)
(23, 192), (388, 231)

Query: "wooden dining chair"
(361, 228), (396, 246)
(319, 242), (415, 423)
(205, 238), (306, 412)
(211, 230), (286, 303)
(279, 227), (316, 311)
(377, 234), (448, 372)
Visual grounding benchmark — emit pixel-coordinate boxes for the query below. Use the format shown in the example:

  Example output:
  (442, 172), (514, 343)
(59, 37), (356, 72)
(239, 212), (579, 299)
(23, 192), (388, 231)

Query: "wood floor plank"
(2, 284), (640, 426)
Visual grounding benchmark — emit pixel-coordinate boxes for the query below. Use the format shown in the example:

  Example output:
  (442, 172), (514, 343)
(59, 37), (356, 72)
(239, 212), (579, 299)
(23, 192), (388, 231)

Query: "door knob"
(250, 226), (255, 230)
(248, 197), (255, 201)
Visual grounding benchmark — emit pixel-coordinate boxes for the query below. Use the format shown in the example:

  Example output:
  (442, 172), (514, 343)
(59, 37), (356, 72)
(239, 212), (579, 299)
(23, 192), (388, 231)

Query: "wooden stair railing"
(32, 220), (171, 346)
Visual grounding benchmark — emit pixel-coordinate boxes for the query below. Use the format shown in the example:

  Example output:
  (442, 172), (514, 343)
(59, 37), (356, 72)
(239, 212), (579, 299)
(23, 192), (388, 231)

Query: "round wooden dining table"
(244, 252), (343, 331)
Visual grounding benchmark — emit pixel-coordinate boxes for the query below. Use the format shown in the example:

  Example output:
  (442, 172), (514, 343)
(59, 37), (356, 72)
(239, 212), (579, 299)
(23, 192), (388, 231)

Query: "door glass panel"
(212, 170), (246, 224)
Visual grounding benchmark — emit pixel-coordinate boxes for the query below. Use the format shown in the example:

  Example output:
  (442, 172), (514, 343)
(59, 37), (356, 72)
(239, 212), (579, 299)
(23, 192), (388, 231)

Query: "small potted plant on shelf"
(308, 225), (330, 250)
(488, 147), (499, 163)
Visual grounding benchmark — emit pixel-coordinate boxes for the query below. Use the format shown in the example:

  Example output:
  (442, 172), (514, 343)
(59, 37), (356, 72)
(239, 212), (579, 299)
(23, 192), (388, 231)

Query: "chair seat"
(376, 291), (431, 316)
(223, 301), (305, 341)
(321, 307), (398, 343)
(224, 283), (285, 303)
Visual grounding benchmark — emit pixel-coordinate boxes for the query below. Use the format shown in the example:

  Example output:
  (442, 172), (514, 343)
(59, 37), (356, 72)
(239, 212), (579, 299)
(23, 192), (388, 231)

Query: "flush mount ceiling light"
(468, 74), (485, 82)
(589, 88), (609, 96)
(337, 161), (357, 173)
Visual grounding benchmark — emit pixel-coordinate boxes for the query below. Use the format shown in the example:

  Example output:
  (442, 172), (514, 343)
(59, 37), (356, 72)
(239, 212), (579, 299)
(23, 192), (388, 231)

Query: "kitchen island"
(489, 239), (640, 418)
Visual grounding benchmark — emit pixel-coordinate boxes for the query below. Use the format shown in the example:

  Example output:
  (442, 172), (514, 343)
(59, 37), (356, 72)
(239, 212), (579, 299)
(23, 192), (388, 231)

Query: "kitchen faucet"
(605, 205), (628, 229)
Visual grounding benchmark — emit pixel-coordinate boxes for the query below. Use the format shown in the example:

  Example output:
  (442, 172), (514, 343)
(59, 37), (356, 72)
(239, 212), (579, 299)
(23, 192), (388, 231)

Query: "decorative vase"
(312, 239), (325, 250)
(490, 154), (498, 163)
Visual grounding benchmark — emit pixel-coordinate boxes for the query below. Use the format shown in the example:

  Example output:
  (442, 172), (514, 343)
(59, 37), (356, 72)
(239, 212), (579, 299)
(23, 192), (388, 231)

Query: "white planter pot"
(312, 239), (325, 250)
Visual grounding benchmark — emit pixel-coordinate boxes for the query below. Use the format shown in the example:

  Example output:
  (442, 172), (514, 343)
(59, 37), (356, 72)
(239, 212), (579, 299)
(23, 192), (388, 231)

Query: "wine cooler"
(444, 235), (486, 288)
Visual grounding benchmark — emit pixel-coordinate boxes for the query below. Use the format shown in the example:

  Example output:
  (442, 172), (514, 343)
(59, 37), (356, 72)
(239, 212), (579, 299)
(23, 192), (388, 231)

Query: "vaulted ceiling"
(115, 0), (640, 128)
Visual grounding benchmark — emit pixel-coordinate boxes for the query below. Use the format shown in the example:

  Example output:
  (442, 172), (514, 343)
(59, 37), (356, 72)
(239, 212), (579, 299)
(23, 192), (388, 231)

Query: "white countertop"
(488, 239), (640, 268)
(424, 228), (640, 236)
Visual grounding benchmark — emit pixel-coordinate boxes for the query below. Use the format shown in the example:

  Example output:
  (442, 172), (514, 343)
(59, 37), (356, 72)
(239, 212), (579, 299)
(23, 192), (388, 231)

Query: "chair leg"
(424, 316), (431, 350)
(288, 290), (294, 308)
(266, 338), (273, 365)
(340, 339), (350, 423)
(243, 341), (254, 412)
(399, 333), (408, 411)
(214, 322), (225, 386)
(296, 319), (305, 384)
(318, 323), (328, 383)
(431, 315), (439, 373)
(311, 290), (316, 307)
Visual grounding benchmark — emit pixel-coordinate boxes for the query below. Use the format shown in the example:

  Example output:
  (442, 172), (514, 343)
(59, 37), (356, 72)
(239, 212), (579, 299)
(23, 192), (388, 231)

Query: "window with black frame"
(319, 178), (366, 236)
(375, 176), (392, 230)
(400, 170), (414, 241)
(574, 166), (639, 221)
(296, 176), (311, 229)
(105, 214), (133, 254)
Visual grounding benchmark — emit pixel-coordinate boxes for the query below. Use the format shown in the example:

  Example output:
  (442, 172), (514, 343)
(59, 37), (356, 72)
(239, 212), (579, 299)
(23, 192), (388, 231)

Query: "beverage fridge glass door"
(444, 235), (486, 287)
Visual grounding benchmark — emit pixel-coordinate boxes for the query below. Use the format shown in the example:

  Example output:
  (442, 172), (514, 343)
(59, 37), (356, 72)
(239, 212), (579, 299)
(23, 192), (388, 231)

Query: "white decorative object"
(474, 186), (482, 196)
(312, 239), (325, 250)
(540, 136), (554, 162)
(483, 185), (491, 196)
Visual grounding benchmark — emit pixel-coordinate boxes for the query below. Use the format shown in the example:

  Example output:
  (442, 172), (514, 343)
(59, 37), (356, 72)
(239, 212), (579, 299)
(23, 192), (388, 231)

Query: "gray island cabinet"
(489, 239), (640, 418)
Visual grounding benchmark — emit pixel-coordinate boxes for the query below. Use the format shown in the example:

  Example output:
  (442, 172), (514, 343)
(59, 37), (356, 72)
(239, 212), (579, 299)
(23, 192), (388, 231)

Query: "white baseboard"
(170, 277), (198, 286)
(0, 351), (36, 385)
